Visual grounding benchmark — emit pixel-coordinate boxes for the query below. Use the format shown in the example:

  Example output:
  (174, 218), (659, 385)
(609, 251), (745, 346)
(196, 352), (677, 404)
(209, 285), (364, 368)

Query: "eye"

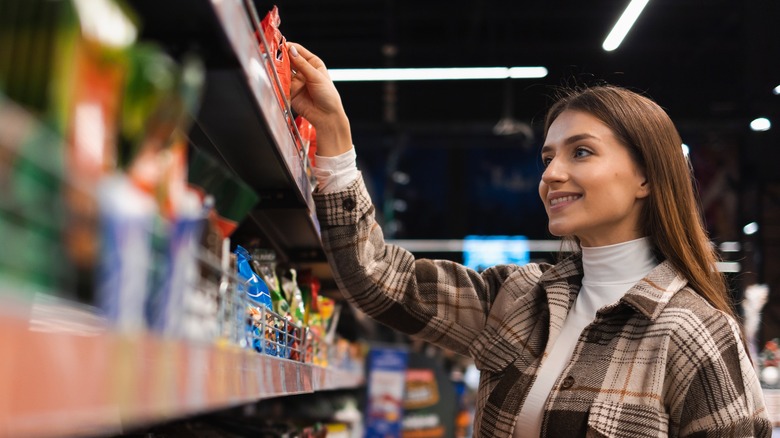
(541, 156), (552, 167)
(573, 147), (592, 158)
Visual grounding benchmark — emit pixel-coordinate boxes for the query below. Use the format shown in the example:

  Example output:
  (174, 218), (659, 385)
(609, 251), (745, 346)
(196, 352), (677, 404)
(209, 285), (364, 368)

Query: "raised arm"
(287, 42), (529, 355)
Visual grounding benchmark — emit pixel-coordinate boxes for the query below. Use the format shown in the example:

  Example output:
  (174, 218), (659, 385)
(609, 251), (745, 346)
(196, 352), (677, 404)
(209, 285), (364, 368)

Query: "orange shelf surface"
(0, 295), (363, 438)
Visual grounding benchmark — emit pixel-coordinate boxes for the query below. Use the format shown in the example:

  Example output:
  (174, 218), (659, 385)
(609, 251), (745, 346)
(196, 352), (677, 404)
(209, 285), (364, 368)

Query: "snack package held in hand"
(258, 5), (291, 109)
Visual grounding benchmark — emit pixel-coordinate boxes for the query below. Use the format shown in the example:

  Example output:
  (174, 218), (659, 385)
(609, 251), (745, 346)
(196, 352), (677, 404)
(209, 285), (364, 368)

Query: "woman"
(286, 42), (771, 437)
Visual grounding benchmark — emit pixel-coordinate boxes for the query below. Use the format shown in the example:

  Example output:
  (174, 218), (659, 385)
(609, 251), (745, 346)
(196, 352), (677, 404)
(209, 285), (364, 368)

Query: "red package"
(295, 115), (318, 167)
(259, 6), (291, 109)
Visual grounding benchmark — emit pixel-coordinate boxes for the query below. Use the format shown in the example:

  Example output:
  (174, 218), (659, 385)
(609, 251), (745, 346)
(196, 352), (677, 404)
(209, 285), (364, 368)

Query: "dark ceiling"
(273, 0), (779, 131)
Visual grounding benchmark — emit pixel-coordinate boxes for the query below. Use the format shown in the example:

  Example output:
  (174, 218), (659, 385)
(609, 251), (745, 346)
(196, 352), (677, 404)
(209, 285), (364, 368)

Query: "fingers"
(287, 42), (327, 80)
(288, 42), (324, 68)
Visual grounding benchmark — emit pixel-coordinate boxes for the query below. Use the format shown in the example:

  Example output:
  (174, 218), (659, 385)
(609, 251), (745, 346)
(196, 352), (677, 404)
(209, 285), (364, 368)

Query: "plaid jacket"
(313, 175), (771, 437)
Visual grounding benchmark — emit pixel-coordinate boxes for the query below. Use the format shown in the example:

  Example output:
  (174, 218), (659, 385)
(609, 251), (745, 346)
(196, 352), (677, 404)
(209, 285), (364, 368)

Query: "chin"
(547, 224), (571, 237)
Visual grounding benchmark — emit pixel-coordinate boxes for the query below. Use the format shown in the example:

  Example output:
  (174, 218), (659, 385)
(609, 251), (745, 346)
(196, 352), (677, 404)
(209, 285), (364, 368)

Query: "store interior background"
(273, 0), (780, 339)
(2, 0), (780, 436)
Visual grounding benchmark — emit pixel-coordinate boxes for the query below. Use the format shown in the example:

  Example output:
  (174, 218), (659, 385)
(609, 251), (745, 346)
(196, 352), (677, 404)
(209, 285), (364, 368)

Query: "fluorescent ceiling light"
(774, 84), (780, 95)
(328, 66), (548, 82)
(602, 0), (650, 51)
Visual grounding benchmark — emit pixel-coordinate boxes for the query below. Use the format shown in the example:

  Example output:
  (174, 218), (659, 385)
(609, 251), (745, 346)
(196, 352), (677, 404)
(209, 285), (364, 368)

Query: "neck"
(581, 237), (658, 285)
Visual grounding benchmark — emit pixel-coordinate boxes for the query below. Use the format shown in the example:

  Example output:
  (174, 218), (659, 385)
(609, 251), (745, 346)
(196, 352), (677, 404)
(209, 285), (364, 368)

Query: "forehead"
(544, 110), (616, 147)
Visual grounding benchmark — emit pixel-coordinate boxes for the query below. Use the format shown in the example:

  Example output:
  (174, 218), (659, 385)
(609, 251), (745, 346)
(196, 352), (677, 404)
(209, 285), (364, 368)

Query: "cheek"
(538, 181), (547, 202)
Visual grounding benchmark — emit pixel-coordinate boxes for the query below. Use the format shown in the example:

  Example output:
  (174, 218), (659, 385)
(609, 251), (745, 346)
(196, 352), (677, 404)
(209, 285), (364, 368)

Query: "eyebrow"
(541, 133), (599, 154)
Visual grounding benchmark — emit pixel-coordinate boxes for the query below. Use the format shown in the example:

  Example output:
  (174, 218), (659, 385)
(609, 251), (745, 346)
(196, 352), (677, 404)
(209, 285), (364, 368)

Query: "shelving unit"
(128, 0), (325, 264)
(0, 1), (364, 436)
(0, 291), (363, 437)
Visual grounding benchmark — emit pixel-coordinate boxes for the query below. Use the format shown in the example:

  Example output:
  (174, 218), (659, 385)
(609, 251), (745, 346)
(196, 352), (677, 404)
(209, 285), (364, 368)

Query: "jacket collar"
(539, 253), (688, 321)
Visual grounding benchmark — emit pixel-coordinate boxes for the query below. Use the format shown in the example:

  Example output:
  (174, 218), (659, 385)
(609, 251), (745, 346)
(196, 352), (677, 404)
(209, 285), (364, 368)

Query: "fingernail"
(289, 45), (299, 57)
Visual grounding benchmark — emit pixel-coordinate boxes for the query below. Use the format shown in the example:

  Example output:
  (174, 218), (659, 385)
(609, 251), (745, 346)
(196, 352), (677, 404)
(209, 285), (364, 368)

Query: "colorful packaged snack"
(281, 268), (305, 325)
(258, 6), (291, 111)
(234, 245), (276, 355)
(251, 248), (295, 358)
(298, 270), (321, 327)
(251, 248), (287, 316)
(295, 115), (318, 190)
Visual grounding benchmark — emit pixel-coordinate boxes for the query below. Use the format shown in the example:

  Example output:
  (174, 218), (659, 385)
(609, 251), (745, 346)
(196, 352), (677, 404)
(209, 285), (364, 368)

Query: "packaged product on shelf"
(0, 97), (73, 295)
(300, 272), (335, 366)
(52, 0), (138, 287)
(144, 190), (207, 338)
(295, 115), (318, 168)
(188, 148), (258, 239)
(250, 248), (301, 359)
(257, 5), (291, 111)
(234, 245), (277, 355)
(126, 53), (204, 198)
(177, 198), (220, 343)
(251, 248), (286, 315)
(299, 269), (321, 326)
(294, 115), (318, 188)
(95, 174), (156, 331)
(0, 0), (61, 114)
(281, 268), (305, 325)
(280, 269), (307, 360)
(222, 247), (246, 346)
(118, 42), (178, 169)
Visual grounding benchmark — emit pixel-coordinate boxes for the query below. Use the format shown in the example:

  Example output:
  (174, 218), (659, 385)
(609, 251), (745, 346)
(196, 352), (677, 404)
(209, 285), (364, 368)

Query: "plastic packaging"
(258, 6), (291, 111)
(235, 245), (276, 355)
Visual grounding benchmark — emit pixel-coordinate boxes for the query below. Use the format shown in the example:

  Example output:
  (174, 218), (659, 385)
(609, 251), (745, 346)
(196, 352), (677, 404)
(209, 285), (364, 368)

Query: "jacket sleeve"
(672, 308), (772, 437)
(312, 174), (526, 356)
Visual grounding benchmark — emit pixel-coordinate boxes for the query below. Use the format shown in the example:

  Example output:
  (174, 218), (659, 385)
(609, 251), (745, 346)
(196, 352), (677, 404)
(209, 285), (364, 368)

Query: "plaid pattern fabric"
(313, 175), (771, 437)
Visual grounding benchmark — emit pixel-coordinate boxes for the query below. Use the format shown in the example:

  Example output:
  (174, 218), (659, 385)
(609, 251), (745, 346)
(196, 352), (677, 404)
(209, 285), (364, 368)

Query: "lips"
(549, 194), (581, 206)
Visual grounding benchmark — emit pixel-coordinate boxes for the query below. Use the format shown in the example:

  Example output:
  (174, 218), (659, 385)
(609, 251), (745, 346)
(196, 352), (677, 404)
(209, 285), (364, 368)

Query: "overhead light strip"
(602, 0), (650, 51)
(328, 66), (548, 82)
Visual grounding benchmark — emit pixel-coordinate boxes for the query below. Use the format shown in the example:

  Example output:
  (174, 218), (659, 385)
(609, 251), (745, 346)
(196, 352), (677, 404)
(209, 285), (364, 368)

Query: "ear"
(637, 179), (650, 199)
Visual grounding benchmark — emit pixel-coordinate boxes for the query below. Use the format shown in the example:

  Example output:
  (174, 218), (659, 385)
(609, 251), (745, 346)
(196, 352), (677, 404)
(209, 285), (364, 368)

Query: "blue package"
(235, 245), (276, 355)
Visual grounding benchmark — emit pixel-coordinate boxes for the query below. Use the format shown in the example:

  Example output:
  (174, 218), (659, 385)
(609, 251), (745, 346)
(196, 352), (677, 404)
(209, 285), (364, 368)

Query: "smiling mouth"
(550, 195), (581, 206)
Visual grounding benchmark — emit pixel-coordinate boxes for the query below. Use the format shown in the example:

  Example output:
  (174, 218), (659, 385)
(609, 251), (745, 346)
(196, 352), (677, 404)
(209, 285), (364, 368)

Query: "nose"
(541, 157), (567, 185)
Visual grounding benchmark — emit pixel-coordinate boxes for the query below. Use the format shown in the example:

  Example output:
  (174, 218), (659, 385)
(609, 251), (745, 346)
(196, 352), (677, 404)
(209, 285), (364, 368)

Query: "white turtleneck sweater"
(513, 237), (659, 438)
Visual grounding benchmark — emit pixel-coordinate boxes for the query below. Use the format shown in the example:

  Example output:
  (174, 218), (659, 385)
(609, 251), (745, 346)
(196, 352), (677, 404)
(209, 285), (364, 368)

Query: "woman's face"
(539, 110), (649, 247)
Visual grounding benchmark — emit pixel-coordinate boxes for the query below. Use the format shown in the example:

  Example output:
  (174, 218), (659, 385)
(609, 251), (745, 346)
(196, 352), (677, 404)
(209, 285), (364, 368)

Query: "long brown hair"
(543, 85), (735, 319)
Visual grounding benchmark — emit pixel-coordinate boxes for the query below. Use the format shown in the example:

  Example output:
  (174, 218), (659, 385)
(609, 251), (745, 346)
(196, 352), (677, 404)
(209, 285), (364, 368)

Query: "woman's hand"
(287, 42), (352, 157)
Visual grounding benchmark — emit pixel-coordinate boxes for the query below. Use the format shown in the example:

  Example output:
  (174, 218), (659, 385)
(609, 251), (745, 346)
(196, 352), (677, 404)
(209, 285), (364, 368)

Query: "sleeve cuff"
(311, 147), (358, 194)
(312, 173), (372, 227)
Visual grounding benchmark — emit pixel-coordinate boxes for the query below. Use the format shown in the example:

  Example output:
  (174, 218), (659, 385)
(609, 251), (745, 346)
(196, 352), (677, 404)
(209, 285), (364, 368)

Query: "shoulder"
(658, 287), (745, 367)
(663, 287), (739, 336)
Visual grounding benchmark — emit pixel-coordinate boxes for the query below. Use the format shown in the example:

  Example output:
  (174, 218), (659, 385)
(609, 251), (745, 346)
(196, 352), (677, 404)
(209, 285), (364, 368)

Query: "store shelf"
(0, 291), (363, 438)
(0, 1), (364, 436)
(129, 0), (324, 263)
